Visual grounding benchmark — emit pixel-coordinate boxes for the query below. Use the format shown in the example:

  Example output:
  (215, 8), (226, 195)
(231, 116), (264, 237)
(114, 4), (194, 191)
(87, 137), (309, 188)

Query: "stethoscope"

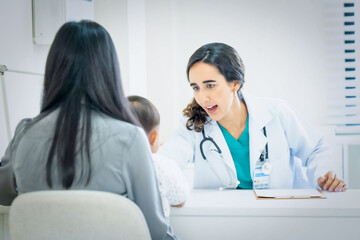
(200, 126), (272, 189)
(199, 129), (238, 189)
(259, 127), (272, 175)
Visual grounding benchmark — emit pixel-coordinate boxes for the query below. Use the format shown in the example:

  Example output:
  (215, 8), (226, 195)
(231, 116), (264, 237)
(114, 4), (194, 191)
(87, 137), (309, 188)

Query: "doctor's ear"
(232, 81), (241, 92)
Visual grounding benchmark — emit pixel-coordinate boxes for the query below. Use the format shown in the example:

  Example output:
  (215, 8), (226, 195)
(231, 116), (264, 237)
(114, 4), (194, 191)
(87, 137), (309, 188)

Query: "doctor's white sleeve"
(278, 102), (332, 188)
(158, 117), (196, 169)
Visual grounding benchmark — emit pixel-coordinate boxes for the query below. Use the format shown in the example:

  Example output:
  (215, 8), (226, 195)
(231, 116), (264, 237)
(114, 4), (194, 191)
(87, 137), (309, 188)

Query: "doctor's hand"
(317, 171), (347, 192)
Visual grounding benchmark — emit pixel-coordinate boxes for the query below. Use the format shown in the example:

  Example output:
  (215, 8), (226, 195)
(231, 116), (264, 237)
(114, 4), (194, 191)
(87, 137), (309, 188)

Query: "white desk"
(170, 189), (360, 240)
(1, 190), (359, 240)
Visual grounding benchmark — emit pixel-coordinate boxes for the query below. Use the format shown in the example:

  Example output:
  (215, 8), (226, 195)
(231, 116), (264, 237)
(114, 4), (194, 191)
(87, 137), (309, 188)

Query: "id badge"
(253, 161), (270, 189)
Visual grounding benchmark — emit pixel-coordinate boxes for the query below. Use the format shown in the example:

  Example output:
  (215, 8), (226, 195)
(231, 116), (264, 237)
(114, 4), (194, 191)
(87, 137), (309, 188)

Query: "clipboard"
(253, 189), (326, 199)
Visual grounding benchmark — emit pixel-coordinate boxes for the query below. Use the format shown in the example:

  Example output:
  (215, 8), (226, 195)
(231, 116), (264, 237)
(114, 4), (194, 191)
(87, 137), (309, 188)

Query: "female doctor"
(159, 42), (346, 192)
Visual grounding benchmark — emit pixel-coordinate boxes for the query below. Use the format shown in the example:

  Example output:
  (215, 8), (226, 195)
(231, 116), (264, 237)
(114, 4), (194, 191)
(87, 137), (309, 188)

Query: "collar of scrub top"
(201, 124), (269, 160)
(199, 91), (273, 182)
(200, 123), (272, 189)
(201, 124), (269, 165)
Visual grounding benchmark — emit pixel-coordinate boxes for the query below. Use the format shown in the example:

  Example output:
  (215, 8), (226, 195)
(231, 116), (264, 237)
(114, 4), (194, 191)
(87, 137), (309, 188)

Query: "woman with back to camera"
(0, 20), (178, 240)
(159, 42), (346, 192)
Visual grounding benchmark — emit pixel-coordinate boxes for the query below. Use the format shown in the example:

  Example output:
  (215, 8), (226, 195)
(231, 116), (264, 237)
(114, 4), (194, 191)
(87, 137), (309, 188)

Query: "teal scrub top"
(218, 116), (253, 189)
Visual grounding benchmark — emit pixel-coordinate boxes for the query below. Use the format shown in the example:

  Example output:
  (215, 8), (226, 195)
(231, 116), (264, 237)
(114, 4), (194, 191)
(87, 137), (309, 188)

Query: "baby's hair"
(127, 95), (160, 135)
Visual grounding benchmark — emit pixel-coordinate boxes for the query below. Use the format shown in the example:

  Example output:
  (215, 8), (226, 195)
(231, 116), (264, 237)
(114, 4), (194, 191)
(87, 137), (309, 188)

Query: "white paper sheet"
(254, 189), (324, 199)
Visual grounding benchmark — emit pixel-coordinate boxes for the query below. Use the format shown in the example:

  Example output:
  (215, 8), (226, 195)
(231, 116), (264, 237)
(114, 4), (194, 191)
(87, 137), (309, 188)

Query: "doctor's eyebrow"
(202, 80), (216, 84)
(190, 80), (216, 86)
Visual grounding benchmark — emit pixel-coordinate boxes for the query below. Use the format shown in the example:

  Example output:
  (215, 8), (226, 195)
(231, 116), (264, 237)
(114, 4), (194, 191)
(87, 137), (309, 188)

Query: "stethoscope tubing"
(199, 126), (271, 188)
(200, 130), (222, 160)
(200, 127), (269, 162)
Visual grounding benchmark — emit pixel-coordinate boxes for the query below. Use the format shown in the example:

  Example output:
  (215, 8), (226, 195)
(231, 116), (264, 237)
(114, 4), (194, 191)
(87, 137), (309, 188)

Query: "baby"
(128, 95), (190, 218)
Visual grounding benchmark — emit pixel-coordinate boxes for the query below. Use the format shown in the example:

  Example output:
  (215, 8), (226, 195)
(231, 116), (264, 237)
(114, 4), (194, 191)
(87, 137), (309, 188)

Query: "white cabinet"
(32, 0), (94, 45)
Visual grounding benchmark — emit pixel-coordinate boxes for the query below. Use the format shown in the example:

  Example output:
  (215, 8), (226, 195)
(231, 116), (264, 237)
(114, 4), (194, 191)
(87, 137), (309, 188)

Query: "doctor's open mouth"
(206, 105), (218, 114)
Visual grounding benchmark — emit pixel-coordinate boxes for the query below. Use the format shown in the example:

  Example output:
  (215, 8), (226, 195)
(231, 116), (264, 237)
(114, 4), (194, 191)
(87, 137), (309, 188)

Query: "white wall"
(0, 0), (326, 150)
(144, 0), (328, 142)
(0, 0), (131, 157)
(0, 0), (333, 152)
(93, 0), (329, 143)
(93, 0), (131, 95)
(0, 0), (332, 152)
(0, 0), (48, 156)
(94, 0), (149, 97)
(1, 0), (358, 185)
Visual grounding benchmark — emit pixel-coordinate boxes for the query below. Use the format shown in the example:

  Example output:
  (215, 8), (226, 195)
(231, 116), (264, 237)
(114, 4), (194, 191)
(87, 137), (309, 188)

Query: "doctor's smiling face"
(189, 62), (240, 123)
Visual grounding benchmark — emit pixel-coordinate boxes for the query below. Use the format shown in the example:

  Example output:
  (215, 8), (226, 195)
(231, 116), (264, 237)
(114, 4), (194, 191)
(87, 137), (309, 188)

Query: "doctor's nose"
(197, 90), (210, 105)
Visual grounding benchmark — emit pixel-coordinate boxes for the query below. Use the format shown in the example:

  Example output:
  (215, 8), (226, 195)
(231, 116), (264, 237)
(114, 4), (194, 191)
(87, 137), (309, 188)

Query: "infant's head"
(128, 95), (160, 153)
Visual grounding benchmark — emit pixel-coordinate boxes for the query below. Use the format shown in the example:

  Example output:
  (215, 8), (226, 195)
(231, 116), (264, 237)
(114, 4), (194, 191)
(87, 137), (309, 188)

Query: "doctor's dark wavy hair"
(26, 20), (139, 189)
(183, 43), (245, 132)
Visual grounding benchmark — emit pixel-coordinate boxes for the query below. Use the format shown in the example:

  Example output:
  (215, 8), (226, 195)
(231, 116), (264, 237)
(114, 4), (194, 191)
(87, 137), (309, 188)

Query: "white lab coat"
(159, 92), (331, 189)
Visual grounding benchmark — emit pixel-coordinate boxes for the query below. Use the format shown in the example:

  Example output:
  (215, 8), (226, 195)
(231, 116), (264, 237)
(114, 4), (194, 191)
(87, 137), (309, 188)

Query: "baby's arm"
(153, 154), (190, 207)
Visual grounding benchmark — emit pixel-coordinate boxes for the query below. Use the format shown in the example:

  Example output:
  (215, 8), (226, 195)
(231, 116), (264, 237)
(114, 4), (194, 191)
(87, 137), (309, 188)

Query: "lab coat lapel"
(204, 119), (237, 174)
(243, 92), (272, 177)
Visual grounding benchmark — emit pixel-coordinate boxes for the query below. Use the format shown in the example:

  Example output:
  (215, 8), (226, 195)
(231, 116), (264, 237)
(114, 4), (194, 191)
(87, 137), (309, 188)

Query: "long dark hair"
(31, 20), (139, 188)
(183, 43), (245, 132)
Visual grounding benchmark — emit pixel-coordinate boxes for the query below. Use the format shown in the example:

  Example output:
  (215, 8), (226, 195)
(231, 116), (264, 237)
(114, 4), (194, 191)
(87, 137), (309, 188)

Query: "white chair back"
(9, 190), (151, 240)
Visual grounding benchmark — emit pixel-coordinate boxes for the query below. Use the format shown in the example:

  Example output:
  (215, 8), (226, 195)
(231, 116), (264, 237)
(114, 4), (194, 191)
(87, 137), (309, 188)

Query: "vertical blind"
(326, 1), (360, 134)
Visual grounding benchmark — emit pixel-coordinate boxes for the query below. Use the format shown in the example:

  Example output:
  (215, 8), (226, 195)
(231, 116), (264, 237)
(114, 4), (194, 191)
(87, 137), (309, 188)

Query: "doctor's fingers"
(329, 177), (344, 192)
(334, 180), (346, 192)
(322, 172), (334, 190)
(327, 174), (340, 192)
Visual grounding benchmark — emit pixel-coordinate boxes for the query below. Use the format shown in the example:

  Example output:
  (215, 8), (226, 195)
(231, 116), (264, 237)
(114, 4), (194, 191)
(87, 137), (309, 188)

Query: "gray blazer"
(0, 110), (178, 240)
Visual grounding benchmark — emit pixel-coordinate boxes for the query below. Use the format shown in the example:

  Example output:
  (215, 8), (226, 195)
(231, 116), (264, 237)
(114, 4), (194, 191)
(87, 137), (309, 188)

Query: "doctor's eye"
(192, 86), (199, 91)
(207, 84), (215, 88)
